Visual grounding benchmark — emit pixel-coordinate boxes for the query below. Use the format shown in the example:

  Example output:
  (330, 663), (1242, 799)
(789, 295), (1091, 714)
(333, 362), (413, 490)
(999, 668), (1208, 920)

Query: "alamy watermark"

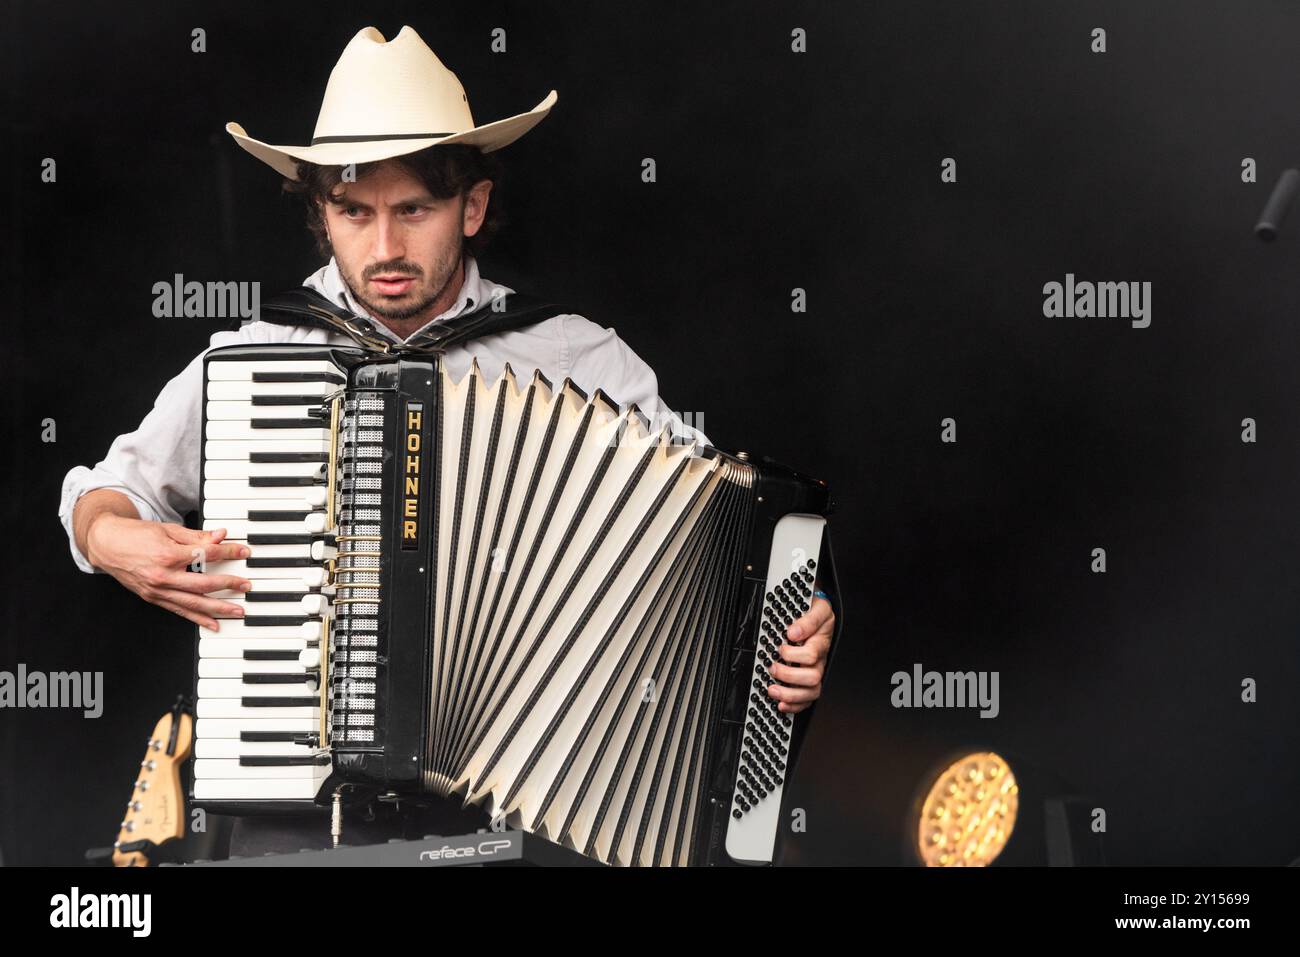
(0, 664), (102, 718)
(1042, 273), (1151, 328)
(152, 274), (261, 321)
(891, 663), (999, 718)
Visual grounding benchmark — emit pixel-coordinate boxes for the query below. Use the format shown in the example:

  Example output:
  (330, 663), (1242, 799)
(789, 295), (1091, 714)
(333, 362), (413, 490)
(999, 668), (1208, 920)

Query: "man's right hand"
(84, 513), (253, 631)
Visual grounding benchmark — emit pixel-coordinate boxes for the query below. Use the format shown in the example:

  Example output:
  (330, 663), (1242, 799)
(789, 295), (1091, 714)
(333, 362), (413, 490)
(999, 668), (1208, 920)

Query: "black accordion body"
(192, 330), (833, 866)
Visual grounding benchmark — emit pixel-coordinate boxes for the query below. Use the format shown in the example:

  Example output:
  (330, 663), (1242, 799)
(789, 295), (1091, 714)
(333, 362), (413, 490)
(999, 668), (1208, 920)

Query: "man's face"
(320, 161), (491, 323)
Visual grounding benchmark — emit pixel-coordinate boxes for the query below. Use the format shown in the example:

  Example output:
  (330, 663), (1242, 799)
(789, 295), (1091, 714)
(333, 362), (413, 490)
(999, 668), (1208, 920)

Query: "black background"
(3, 0), (1300, 866)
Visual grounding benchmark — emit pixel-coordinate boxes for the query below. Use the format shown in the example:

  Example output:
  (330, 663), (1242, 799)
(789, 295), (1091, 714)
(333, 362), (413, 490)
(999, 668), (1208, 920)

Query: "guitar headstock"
(112, 707), (193, 867)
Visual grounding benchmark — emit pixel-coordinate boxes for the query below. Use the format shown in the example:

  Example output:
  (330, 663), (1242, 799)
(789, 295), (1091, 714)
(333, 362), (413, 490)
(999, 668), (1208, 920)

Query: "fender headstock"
(112, 700), (193, 867)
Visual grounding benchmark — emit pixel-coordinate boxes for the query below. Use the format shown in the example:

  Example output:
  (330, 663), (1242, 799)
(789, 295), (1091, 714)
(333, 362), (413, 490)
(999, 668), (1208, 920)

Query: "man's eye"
(342, 206), (365, 217)
(402, 205), (426, 215)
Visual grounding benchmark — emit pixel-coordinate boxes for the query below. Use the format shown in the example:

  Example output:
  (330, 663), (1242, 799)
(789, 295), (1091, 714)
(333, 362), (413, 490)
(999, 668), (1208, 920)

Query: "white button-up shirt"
(59, 255), (709, 574)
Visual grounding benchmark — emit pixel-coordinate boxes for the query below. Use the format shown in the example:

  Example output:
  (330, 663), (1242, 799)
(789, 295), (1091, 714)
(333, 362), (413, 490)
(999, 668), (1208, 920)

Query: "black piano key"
(242, 650), (301, 661)
(248, 510), (310, 522)
(244, 615), (312, 626)
(243, 592), (310, 603)
(240, 730), (301, 742)
(250, 418), (326, 430)
(239, 754), (330, 767)
(246, 558), (317, 568)
(250, 394), (329, 406)
(247, 534), (313, 546)
(249, 452), (329, 463)
(242, 696), (317, 708)
(249, 476), (323, 488)
(241, 673), (313, 684)
(252, 371), (344, 384)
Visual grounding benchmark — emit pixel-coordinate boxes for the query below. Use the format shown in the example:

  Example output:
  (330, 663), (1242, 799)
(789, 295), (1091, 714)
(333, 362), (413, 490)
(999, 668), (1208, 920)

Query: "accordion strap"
(256, 286), (573, 355)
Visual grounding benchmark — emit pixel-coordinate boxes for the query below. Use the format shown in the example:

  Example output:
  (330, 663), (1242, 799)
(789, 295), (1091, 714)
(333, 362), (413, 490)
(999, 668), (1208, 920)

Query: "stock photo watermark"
(891, 663), (1000, 719)
(152, 274), (261, 321)
(0, 664), (103, 718)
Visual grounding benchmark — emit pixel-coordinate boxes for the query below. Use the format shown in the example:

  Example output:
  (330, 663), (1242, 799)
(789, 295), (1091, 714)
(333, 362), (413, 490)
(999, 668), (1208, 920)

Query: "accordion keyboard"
(192, 357), (345, 802)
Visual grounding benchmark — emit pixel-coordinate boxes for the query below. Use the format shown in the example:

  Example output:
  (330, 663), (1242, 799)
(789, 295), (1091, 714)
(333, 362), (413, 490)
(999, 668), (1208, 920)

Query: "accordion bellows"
(194, 345), (830, 866)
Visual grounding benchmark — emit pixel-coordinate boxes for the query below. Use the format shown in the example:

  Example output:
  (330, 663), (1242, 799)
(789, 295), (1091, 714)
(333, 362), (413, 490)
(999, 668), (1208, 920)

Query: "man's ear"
(462, 179), (493, 238)
(316, 198), (331, 243)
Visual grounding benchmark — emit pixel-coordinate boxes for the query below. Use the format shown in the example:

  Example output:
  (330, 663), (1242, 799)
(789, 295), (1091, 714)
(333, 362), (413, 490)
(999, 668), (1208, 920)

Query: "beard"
(333, 242), (462, 323)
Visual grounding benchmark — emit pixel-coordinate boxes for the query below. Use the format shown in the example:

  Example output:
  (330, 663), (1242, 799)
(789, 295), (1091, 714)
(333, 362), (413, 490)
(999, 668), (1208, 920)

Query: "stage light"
(916, 750), (1018, 867)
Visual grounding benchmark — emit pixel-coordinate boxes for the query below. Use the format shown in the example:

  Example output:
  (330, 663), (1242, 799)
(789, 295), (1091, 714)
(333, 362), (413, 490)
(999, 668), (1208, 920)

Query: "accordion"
(192, 341), (833, 866)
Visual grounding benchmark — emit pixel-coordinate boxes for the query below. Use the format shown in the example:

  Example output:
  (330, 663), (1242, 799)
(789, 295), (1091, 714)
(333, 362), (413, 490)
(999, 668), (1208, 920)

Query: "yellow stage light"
(917, 751), (1018, 866)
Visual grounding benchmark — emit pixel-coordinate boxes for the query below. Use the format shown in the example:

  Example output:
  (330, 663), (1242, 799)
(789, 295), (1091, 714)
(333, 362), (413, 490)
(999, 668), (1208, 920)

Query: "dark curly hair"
(281, 144), (505, 259)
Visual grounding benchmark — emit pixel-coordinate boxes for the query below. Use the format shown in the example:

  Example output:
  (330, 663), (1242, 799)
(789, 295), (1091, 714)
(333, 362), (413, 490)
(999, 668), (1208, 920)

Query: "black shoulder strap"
(256, 286), (573, 354)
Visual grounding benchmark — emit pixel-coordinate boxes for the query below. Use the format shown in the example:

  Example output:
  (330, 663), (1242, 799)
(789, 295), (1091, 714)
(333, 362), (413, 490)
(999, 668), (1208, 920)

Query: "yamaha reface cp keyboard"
(192, 342), (832, 866)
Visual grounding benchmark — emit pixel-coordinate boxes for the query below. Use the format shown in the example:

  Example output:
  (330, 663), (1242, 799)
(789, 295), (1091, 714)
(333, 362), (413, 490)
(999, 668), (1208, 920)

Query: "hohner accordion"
(192, 342), (832, 866)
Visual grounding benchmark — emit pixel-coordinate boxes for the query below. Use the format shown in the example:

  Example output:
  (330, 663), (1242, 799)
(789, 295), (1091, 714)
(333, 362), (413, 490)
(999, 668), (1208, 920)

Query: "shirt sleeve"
(57, 349), (207, 573)
(559, 314), (712, 447)
(57, 321), (298, 574)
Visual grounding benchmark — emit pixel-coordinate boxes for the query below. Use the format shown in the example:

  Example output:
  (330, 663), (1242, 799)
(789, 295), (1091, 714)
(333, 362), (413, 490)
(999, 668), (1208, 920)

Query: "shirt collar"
(301, 254), (514, 343)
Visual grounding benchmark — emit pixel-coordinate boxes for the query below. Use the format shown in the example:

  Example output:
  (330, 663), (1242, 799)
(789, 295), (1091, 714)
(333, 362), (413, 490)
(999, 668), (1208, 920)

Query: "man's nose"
(371, 212), (405, 262)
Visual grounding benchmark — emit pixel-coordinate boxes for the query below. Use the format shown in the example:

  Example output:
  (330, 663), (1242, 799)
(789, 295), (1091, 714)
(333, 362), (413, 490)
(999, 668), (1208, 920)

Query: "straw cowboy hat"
(226, 25), (558, 180)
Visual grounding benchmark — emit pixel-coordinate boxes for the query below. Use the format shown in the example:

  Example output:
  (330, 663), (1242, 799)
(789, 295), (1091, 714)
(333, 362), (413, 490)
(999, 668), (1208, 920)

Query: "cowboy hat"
(226, 25), (557, 180)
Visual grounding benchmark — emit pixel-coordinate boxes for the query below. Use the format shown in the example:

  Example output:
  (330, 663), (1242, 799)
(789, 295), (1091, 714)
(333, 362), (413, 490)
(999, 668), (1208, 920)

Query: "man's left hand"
(768, 592), (835, 714)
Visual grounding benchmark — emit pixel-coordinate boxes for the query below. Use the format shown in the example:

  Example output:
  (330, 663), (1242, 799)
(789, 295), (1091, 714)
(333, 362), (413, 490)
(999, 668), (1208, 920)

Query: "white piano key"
(204, 461), (327, 480)
(204, 562), (326, 586)
(205, 439), (331, 459)
(206, 359), (344, 381)
(311, 541), (338, 561)
(193, 779), (328, 801)
(195, 717), (317, 737)
(203, 482), (328, 506)
(195, 700), (318, 720)
(198, 637), (309, 659)
(299, 649), (322, 668)
(206, 421), (329, 442)
(200, 620), (322, 640)
(203, 499), (320, 518)
(198, 658), (306, 678)
(193, 759), (326, 780)
(194, 739), (323, 758)
(206, 401), (321, 421)
(197, 679), (317, 699)
(207, 379), (336, 400)
(204, 561), (327, 582)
